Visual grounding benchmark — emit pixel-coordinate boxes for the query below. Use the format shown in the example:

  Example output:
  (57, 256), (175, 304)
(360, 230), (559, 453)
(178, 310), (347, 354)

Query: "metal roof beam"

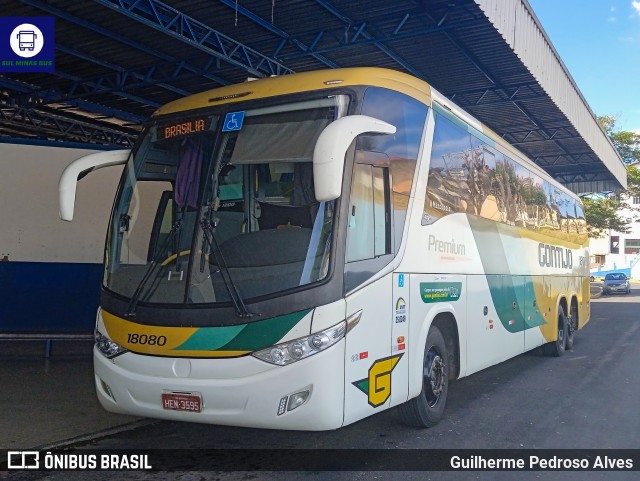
(511, 100), (540, 129)
(57, 45), (191, 99)
(23, 0), (231, 88)
(560, 172), (617, 185)
(0, 104), (137, 147)
(421, 7), (497, 88)
(506, 128), (576, 145)
(503, 126), (574, 138)
(312, 0), (422, 77)
(453, 89), (548, 108)
(93, 0), (294, 77)
(216, 0), (338, 69)
(448, 82), (538, 96)
(535, 152), (596, 162)
(52, 69), (161, 109)
(554, 169), (610, 184)
(0, 76), (144, 124)
(513, 101), (591, 173)
(279, 17), (481, 62)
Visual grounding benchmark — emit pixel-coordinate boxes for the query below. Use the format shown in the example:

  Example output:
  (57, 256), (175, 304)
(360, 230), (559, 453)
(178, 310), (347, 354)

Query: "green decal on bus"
(420, 282), (462, 303)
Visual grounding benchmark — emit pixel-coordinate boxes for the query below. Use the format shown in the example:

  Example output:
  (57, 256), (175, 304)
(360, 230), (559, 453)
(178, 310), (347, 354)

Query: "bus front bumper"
(93, 340), (346, 431)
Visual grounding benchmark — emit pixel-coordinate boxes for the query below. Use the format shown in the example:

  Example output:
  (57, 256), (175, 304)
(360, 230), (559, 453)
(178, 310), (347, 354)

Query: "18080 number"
(126, 333), (167, 346)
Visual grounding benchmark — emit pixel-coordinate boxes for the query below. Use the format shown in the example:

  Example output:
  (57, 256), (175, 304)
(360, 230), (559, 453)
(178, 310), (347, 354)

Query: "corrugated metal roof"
(0, 0), (626, 192)
(477, 0), (626, 189)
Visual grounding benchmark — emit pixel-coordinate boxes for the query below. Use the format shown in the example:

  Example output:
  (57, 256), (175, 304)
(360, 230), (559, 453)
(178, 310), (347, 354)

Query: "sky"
(528, 0), (640, 134)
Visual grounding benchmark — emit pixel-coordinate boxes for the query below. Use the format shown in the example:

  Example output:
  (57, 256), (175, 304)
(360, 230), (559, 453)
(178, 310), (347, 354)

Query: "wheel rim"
(423, 347), (446, 407)
(558, 315), (565, 345)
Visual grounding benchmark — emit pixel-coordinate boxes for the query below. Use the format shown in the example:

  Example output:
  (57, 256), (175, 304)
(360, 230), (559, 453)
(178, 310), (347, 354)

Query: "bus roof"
(153, 67), (432, 117)
(152, 66), (581, 204)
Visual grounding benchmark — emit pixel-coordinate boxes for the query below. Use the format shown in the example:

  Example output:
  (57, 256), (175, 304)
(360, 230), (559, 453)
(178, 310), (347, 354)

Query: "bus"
(59, 67), (590, 430)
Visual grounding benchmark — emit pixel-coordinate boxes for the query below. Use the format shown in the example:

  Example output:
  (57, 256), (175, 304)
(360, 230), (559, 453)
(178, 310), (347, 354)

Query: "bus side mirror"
(312, 115), (396, 202)
(59, 149), (130, 221)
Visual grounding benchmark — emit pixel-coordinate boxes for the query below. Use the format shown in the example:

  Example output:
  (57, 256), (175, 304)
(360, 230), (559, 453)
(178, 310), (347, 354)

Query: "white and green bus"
(59, 68), (590, 430)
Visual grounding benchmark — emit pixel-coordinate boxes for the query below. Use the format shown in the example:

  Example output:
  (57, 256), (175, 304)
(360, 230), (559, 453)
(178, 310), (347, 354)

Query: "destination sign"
(158, 117), (211, 140)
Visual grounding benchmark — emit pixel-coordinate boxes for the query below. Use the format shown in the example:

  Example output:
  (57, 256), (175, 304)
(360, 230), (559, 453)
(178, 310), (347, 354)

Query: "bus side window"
(346, 164), (390, 262)
(422, 110), (473, 225)
(358, 87), (427, 247)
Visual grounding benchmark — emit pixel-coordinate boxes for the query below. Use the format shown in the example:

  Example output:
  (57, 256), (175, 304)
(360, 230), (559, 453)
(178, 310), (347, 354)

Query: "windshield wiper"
(200, 217), (252, 318)
(125, 220), (182, 318)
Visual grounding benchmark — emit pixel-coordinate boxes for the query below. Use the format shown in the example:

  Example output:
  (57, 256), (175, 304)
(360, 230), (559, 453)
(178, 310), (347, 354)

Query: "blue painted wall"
(0, 262), (102, 333)
(590, 267), (631, 278)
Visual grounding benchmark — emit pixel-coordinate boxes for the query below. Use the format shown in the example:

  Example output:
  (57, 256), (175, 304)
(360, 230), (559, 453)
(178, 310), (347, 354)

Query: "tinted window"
(358, 87), (427, 171)
(424, 109), (586, 244)
(423, 110), (473, 225)
(605, 273), (626, 280)
(346, 164), (390, 262)
(358, 87), (428, 246)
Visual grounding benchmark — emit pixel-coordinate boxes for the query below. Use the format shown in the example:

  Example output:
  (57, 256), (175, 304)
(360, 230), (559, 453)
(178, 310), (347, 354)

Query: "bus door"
(342, 162), (396, 425)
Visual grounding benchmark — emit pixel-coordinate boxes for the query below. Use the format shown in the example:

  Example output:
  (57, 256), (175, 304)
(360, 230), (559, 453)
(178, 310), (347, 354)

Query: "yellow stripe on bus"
(155, 67), (432, 116)
(102, 310), (199, 356)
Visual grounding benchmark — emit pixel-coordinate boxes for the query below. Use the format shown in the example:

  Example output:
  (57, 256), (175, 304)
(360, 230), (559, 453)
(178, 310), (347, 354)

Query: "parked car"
(602, 273), (631, 295)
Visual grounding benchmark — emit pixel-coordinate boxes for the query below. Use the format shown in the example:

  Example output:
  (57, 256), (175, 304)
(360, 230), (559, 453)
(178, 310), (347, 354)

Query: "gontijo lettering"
(538, 243), (573, 268)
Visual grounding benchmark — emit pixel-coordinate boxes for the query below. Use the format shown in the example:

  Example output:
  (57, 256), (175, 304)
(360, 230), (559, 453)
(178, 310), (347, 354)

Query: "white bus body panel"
(95, 305), (347, 430)
(343, 273), (394, 426)
(95, 342), (346, 431)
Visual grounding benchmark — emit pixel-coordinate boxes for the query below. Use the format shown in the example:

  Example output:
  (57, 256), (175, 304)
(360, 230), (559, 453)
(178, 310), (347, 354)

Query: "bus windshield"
(104, 95), (348, 306)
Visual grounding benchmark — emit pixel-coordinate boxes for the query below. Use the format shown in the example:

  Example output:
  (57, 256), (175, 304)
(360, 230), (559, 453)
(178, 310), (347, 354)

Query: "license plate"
(161, 392), (202, 413)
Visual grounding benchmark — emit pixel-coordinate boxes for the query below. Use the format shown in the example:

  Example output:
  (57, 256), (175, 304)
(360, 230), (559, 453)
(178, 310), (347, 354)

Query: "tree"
(626, 162), (640, 198)
(583, 195), (630, 237)
(583, 117), (640, 237)
(598, 115), (640, 165)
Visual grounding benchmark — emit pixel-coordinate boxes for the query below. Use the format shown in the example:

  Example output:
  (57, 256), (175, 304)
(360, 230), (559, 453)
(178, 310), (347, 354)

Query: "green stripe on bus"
(173, 309), (312, 352)
(467, 215), (545, 333)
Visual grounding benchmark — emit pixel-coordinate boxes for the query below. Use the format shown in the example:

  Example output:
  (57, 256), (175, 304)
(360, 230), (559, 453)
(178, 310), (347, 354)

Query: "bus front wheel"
(398, 325), (449, 428)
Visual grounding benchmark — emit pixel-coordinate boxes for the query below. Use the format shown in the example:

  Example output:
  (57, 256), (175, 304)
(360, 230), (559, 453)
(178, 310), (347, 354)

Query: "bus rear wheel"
(398, 326), (449, 428)
(543, 306), (567, 357)
(566, 301), (578, 351)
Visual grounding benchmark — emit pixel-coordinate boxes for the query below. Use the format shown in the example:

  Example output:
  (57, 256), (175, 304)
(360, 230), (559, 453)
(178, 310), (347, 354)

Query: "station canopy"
(1, 0), (626, 193)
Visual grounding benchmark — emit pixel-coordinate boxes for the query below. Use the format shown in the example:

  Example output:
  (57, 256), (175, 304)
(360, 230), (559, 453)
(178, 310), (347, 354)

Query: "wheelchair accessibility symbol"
(222, 111), (245, 132)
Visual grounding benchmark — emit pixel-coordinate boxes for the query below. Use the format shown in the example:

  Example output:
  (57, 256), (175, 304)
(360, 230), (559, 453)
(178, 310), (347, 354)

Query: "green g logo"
(353, 354), (404, 407)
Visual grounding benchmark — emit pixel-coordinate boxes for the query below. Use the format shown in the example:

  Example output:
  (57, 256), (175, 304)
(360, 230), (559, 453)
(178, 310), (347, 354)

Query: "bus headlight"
(95, 330), (127, 359)
(252, 321), (346, 366)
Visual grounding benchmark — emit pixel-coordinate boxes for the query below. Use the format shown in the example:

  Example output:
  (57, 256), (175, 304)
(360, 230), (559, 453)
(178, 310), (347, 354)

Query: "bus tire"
(566, 303), (577, 351)
(543, 306), (567, 357)
(398, 326), (448, 428)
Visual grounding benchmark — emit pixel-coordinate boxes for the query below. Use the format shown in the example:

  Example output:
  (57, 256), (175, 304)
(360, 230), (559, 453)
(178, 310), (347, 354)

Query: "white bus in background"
(59, 68), (590, 430)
